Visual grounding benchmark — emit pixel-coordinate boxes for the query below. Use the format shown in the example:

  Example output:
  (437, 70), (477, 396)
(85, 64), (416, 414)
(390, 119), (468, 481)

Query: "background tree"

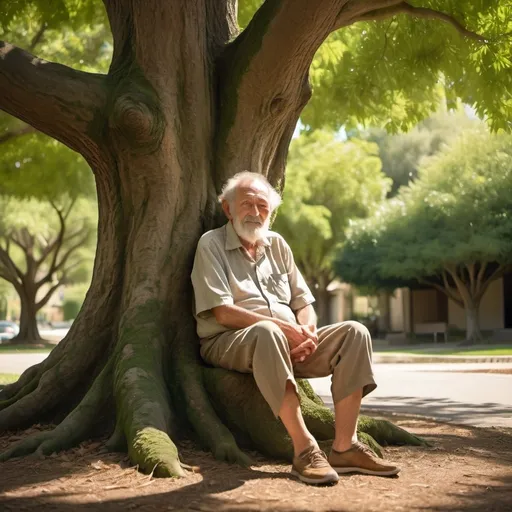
(0, 0), (511, 477)
(274, 130), (390, 325)
(360, 108), (479, 195)
(0, 196), (96, 342)
(336, 129), (512, 343)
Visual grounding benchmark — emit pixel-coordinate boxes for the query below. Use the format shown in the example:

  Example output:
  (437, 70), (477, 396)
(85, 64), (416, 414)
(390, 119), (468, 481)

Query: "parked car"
(0, 321), (19, 342)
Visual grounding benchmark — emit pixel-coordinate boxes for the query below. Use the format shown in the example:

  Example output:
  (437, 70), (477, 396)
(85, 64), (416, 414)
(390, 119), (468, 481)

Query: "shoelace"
(308, 449), (330, 468)
(353, 442), (376, 457)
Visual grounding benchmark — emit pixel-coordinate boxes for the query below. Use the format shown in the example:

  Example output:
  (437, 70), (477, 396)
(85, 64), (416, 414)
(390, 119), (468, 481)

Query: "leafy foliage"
(274, 130), (391, 289)
(303, 1), (512, 132)
(359, 108), (480, 195)
(336, 128), (512, 289)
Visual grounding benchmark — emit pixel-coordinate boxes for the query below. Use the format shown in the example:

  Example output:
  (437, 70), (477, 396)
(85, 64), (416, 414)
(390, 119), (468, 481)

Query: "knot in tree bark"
(110, 92), (165, 152)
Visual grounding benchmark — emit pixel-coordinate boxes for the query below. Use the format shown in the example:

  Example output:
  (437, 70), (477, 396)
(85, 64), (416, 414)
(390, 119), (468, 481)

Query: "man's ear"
(222, 199), (233, 220)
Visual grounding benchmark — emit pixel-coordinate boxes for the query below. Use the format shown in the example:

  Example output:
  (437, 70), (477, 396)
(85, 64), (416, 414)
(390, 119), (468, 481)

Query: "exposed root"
(204, 369), (429, 462)
(358, 415), (430, 447)
(113, 302), (184, 477)
(0, 359), (113, 462)
(0, 363), (42, 401)
(173, 326), (253, 467)
(203, 367), (293, 460)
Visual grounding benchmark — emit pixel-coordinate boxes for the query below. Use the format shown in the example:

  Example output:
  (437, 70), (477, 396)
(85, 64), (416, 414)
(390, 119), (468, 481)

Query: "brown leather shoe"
(291, 446), (339, 485)
(329, 442), (400, 476)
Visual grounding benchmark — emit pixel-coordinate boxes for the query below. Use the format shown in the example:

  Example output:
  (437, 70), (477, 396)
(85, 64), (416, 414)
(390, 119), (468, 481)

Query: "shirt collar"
(224, 221), (271, 251)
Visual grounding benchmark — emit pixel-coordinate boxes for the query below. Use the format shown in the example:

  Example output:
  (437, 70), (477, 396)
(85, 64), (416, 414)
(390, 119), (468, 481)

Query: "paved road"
(310, 362), (512, 428)
(2, 353), (511, 428)
(0, 353), (49, 374)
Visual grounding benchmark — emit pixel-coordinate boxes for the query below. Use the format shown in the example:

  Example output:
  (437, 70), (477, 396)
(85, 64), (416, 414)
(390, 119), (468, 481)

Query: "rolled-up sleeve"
(280, 239), (315, 311)
(191, 239), (234, 317)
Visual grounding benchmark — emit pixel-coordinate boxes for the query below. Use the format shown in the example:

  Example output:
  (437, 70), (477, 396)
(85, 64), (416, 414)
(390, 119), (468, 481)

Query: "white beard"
(232, 215), (270, 245)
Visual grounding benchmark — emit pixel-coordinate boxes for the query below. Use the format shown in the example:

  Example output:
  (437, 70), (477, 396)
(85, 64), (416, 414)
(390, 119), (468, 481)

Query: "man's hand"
(289, 324), (318, 363)
(279, 322), (316, 349)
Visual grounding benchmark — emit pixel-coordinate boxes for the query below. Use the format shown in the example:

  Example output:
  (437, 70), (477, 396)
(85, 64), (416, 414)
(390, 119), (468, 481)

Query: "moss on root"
(203, 368), (428, 462)
(129, 427), (184, 477)
(113, 300), (184, 477)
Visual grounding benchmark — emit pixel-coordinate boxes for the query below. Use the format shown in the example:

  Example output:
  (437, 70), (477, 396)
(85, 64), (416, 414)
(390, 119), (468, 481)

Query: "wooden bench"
(414, 322), (448, 343)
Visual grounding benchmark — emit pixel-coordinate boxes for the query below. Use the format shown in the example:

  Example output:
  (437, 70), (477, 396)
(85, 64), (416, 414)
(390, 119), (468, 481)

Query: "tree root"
(357, 415), (430, 447)
(112, 303), (184, 477)
(0, 359), (113, 462)
(203, 369), (429, 461)
(172, 326), (253, 467)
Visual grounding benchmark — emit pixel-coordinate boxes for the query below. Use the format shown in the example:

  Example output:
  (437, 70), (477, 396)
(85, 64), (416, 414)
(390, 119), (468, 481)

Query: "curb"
(374, 353), (512, 364)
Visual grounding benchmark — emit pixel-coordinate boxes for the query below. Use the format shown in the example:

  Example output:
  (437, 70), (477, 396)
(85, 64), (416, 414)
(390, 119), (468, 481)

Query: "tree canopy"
(336, 128), (512, 340)
(360, 108), (480, 195)
(273, 130), (390, 323)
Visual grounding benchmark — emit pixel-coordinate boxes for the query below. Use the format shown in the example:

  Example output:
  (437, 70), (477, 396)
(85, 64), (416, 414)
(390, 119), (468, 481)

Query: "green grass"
(0, 343), (54, 353)
(377, 344), (512, 356)
(0, 373), (20, 385)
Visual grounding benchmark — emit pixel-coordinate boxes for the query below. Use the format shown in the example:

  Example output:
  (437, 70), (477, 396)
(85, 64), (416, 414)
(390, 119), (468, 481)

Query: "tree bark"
(462, 300), (483, 345)
(0, 0), (434, 475)
(12, 288), (42, 343)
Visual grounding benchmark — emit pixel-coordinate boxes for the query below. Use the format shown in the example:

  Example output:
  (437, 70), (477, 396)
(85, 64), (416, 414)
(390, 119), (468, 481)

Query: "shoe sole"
(331, 466), (401, 477)
(290, 469), (339, 485)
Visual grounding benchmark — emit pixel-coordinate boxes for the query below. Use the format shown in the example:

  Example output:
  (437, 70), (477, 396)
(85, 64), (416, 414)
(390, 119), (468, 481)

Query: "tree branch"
(475, 263), (510, 302)
(0, 42), (107, 159)
(342, 2), (487, 42)
(419, 276), (463, 308)
(35, 282), (61, 311)
(216, 0), (345, 185)
(29, 22), (47, 51)
(0, 245), (24, 284)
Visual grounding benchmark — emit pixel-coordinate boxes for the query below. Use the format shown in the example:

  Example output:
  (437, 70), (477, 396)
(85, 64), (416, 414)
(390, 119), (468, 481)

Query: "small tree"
(274, 131), (390, 325)
(0, 196), (96, 342)
(337, 129), (512, 343)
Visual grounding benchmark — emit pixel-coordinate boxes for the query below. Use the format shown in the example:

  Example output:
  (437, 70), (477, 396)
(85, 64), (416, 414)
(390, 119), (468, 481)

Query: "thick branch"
(0, 42), (107, 159)
(475, 263), (510, 302)
(342, 1), (487, 42)
(0, 245), (24, 284)
(217, 0), (343, 184)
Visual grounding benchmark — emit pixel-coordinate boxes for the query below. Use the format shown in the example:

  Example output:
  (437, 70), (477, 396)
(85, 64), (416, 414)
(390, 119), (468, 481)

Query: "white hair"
(218, 171), (282, 211)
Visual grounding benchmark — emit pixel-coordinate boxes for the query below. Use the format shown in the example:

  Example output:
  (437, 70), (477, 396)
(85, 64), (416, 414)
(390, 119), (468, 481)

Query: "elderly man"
(191, 172), (399, 485)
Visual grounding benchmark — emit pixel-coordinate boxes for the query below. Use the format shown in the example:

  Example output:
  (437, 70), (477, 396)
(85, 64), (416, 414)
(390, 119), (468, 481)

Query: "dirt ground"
(1, 414), (511, 512)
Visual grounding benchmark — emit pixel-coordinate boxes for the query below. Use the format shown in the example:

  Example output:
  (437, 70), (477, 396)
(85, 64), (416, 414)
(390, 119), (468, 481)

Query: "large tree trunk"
(0, 0), (428, 476)
(12, 288), (42, 343)
(463, 300), (484, 345)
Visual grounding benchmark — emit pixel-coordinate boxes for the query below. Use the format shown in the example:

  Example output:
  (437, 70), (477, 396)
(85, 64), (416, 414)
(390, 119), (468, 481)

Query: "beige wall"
(329, 292), (343, 324)
(448, 277), (504, 330)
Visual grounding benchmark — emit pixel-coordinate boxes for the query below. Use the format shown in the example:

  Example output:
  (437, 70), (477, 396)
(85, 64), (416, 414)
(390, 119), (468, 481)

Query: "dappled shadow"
(361, 395), (512, 428)
(420, 474), (512, 512)
(0, 463), (329, 512)
(322, 394), (512, 429)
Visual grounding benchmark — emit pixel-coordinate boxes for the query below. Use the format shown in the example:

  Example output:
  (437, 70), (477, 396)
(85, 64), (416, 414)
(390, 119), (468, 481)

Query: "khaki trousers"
(200, 320), (377, 417)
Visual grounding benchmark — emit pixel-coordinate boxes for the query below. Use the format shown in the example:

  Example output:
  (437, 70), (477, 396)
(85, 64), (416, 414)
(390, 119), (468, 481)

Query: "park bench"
(414, 322), (448, 343)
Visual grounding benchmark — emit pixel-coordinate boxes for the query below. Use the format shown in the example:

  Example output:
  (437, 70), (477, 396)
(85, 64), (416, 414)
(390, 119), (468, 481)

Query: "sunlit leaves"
(274, 130), (391, 283)
(336, 128), (512, 288)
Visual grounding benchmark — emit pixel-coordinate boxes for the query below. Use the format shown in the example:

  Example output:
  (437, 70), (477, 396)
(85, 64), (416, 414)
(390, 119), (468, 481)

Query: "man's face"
(226, 181), (271, 244)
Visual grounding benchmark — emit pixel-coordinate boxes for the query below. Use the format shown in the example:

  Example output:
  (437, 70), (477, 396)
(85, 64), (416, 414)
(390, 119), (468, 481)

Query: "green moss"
(129, 427), (184, 477)
(113, 300), (182, 477)
(358, 415), (429, 447)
